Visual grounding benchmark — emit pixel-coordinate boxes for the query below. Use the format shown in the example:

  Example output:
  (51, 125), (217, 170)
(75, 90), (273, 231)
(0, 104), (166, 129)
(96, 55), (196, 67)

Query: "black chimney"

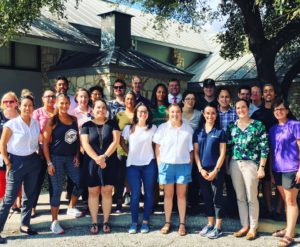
(98, 10), (134, 50)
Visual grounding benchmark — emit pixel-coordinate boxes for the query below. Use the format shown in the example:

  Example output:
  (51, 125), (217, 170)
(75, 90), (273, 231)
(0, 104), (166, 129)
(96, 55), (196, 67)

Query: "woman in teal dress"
(150, 83), (169, 126)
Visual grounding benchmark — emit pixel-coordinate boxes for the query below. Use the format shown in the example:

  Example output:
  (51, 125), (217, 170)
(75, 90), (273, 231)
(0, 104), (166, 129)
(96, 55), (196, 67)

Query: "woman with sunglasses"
(122, 103), (157, 234)
(0, 95), (42, 243)
(0, 92), (20, 212)
(31, 89), (56, 218)
(81, 99), (120, 234)
(270, 98), (300, 247)
(43, 94), (82, 234)
(114, 91), (136, 213)
(153, 103), (193, 236)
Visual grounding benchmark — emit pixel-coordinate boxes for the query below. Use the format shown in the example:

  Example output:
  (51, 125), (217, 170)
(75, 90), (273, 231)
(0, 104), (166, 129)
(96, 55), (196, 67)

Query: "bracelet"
(215, 167), (221, 172)
(47, 161), (53, 167)
(259, 165), (265, 168)
(103, 154), (109, 161)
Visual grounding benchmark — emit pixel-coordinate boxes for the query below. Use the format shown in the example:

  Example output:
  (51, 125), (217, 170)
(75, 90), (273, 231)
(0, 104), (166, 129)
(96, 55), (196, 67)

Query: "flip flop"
(278, 236), (294, 247)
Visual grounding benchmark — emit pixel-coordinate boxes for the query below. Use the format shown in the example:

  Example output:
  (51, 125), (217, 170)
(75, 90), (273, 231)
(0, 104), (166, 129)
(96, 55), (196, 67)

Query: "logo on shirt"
(65, 129), (77, 144)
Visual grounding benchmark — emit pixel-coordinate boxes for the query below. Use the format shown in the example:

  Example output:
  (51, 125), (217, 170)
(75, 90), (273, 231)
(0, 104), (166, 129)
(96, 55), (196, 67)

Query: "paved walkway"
(1, 193), (299, 246)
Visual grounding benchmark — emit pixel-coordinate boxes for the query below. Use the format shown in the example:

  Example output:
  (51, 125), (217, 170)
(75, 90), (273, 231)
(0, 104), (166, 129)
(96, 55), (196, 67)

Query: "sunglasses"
(3, 100), (16, 104)
(114, 86), (125, 90)
(44, 95), (56, 99)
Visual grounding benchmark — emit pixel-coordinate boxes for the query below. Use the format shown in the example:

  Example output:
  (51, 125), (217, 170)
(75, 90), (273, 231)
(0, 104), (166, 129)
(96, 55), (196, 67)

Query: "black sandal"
(20, 227), (38, 235)
(89, 223), (99, 234)
(103, 222), (111, 234)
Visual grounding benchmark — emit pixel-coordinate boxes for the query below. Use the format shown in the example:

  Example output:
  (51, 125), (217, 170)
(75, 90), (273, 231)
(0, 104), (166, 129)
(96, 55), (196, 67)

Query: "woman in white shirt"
(121, 102), (157, 234)
(153, 104), (194, 236)
(0, 95), (41, 243)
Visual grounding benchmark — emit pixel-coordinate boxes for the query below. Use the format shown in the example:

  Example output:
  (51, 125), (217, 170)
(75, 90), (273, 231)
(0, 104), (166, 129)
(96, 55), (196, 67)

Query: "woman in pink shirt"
(31, 89), (56, 217)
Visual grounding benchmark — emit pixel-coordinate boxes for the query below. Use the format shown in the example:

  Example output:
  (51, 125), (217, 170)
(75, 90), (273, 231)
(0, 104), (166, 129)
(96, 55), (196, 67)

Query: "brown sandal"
(278, 236), (294, 247)
(178, 223), (187, 236)
(233, 228), (249, 238)
(160, 222), (171, 234)
(272, 229), (286, 238)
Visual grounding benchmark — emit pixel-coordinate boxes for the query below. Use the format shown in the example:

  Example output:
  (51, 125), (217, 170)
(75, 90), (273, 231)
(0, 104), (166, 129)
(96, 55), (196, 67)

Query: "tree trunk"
(254, 51), (279, 88)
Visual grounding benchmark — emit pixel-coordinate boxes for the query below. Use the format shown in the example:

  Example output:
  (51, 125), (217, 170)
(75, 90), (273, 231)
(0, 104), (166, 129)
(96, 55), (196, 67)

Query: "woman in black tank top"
(43, 94), (82, 234)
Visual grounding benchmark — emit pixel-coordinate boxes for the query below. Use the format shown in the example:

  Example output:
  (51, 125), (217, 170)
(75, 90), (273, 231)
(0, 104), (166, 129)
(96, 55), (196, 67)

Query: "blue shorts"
(158, 163), (192, 184)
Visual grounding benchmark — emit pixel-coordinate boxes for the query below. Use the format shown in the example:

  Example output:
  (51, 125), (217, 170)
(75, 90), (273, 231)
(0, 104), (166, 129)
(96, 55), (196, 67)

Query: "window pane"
(0, 44), (11, 66)
(15, 43), (38, 69)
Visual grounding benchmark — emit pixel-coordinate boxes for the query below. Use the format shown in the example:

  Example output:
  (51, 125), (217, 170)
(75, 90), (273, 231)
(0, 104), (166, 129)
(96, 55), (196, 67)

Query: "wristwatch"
(103, 154), (109, 161)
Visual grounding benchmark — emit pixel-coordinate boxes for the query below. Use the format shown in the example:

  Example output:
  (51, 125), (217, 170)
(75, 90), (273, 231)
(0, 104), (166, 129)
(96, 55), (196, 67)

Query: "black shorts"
(273, 171), (300, 190)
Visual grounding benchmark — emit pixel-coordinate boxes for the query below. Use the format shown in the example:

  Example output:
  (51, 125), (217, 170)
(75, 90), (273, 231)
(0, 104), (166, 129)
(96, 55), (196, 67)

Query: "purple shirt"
(269, 120), (300, 172)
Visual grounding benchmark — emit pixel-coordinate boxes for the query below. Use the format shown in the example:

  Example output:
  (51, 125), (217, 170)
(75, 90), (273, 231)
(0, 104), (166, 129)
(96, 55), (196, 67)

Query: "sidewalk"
(2, 193), (298, 235)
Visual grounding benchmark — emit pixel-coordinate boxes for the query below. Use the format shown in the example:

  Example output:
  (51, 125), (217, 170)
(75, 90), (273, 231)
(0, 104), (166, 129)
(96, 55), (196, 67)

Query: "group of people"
(0, 76), (299, 247)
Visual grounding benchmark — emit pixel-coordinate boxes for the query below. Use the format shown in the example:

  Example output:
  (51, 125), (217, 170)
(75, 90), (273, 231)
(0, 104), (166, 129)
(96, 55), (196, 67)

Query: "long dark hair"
(150, 83), (169, 109)
(130, 102), (153, 133)
(199, 102), (221, 129)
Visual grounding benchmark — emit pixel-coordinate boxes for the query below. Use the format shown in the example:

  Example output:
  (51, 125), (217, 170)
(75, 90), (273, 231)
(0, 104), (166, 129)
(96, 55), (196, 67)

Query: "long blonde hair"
(1, 91), (18, 110)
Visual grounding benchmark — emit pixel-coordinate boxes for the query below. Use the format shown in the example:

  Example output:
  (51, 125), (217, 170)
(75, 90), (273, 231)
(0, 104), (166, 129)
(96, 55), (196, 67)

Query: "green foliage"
(0, 0), (79, 45)
(257, 0), (300, 19)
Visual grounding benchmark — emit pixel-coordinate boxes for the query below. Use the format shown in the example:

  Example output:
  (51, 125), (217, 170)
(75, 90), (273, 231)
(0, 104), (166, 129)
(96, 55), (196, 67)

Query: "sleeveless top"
(50, 116), (79, 156)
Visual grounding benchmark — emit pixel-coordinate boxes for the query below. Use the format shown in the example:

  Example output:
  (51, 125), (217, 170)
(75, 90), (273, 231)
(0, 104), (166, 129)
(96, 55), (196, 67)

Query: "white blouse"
(122, 125), (157, 167)
(4, 116), (39, 156)
(153, 121), (193, 164)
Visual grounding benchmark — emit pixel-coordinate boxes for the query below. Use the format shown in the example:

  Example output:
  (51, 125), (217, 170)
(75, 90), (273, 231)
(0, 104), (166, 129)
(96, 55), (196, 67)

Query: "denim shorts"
(158, 163), (192, 184)
(273, 171), (300, 190)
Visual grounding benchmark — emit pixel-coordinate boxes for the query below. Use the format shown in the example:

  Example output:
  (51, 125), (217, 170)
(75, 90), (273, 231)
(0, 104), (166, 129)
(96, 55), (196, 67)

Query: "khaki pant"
(230, 160), (259, 230)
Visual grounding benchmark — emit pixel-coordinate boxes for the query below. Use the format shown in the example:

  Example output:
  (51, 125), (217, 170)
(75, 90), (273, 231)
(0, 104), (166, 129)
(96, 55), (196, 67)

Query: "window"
(0, 43), (11, 66)
(0, 42), (40, 70)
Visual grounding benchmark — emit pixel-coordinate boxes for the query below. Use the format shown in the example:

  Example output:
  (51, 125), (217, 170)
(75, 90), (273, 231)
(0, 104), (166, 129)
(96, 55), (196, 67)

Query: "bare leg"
(101, 185), (113, 224)
(164, 184), (174, 223)
(176, 184), (187, 224)
(283, 188), (299, 238)
(88, 186), (101, 224)
(51, 207), (59, 221)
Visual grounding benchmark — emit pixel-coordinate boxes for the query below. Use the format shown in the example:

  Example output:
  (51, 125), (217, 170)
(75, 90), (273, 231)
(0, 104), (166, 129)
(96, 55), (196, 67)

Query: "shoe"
(128, 224), (137, 234)
(10, 207), (21, 213)
(245, 230), (257, 240)
(66, 207), (83, 218)
(233, 228), (249, 238)
(160, 222), (171, 234)
(50, 220), (64, 234)
(0, 235), (6, 244)
(115, 204), (123, 213)
(199, 225), (214, 237)
(178, 223), (187, 236)
(278, 235), (294, 247)
(124, 192), (130, 206)
(272, 229), (286, 238)
(140, 223), (150, 234)
(103, 222), (111, 234)
(206, 227), (223, 239)
(20, 227), (38, 235)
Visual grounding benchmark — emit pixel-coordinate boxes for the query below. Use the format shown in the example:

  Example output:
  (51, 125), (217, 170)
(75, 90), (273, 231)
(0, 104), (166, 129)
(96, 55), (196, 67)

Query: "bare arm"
(0, 127), (12, 170)
(42, 119), (55, 176)
(295, 140), (300, 184)
(155, 144), (160, 165)
(119, 136), (128, 154)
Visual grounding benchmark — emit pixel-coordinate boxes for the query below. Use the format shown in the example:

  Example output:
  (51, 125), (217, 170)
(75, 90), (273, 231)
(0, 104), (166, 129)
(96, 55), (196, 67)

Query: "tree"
(121, 0), (300, 93)
(0, 0), (78, 45)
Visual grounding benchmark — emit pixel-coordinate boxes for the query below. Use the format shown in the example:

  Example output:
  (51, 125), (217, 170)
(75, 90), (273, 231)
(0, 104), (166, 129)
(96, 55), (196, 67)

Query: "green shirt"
(115, 111), (132, 156)
(227, 120), (269, 165)
(152, 105), (168, 126)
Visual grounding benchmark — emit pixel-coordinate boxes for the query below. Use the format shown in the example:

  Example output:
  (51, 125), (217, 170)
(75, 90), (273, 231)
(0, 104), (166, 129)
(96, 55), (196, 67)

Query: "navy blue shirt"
(50, 117), (79, 156)
(193, 127), (226, 168)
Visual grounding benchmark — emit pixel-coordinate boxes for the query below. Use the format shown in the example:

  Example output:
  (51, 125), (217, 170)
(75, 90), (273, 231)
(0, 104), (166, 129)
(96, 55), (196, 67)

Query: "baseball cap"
(203, 78), (215, 88)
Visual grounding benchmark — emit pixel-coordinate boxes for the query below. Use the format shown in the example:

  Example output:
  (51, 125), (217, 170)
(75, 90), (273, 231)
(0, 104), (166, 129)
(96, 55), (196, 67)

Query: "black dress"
(81, 119), (120, 187)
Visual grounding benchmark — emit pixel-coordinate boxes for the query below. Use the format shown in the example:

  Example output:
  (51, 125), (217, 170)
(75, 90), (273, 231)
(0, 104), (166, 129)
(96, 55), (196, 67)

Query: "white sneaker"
(66, 207), (83, 218)
(50, 220), (64, 234)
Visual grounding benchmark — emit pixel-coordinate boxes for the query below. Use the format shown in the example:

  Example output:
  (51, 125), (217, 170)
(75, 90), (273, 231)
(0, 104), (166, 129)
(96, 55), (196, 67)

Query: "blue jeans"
(127, 159), (157, 223)
(49, 155), (81, 207)
(0, 153), (41, 232)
